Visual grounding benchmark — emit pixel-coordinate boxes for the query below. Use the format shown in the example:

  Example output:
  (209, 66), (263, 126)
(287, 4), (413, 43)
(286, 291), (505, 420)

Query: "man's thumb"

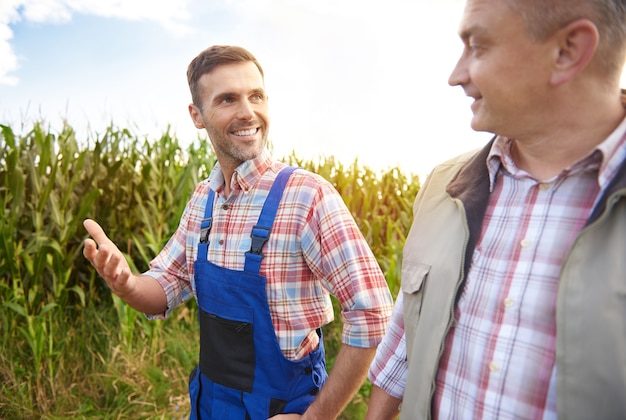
(83, 219), (110, 245)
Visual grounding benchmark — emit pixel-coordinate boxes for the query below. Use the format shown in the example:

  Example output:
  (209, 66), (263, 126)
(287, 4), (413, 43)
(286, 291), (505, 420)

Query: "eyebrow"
(213, 92), (234, 104)
(213, 88), (266, 104)
(249, 88), (266, 97)
(459, 24), (488, 41)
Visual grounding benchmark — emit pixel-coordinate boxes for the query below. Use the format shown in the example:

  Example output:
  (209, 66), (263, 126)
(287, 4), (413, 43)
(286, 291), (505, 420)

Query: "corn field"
(0, 121), (419, 419)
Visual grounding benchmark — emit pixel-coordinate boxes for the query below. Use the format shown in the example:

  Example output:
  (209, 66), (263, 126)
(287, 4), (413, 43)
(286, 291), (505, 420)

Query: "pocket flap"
(401, 262), (431, 294)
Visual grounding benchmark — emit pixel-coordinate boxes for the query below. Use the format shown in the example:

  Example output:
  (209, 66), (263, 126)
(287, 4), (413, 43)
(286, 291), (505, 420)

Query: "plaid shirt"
(145, 150), (393, 360)
(370, 115), (626, 419)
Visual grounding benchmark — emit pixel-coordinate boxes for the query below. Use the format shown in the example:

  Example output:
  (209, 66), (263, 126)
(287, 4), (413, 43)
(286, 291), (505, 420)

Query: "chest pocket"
(401, 262), (430, 317)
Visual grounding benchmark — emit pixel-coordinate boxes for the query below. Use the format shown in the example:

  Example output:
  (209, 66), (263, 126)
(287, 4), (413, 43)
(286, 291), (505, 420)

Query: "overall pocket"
(199, 306), (255, 392)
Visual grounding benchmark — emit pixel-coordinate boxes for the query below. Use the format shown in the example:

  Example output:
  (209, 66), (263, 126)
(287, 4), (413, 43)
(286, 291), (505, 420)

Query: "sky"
(1, 0), (625, 178)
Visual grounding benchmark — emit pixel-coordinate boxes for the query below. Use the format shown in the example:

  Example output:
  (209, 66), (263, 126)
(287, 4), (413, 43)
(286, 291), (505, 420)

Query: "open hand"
(83, 219), (136, 298)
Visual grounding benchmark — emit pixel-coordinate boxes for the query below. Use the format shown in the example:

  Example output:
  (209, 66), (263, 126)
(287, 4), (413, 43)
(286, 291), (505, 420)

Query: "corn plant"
(0, 121), (419, 419)
(286, 153), (419, 294)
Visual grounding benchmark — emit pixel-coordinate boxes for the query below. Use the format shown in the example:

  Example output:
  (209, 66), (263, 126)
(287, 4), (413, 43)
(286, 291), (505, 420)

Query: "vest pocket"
(199, 309), (255, 392)
(401, 262), (430, 316)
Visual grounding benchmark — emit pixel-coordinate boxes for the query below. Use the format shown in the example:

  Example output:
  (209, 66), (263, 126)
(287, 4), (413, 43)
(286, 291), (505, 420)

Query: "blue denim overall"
(189, 167), (328, 419)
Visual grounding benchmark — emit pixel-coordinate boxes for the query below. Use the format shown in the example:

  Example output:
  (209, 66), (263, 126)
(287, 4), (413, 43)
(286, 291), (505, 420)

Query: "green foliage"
(0, 121), (418, 419)
(286, 153), (419, 296)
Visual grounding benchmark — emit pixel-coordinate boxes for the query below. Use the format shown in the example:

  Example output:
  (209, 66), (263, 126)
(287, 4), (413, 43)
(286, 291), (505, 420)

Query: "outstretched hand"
(83, 219), (136, 298)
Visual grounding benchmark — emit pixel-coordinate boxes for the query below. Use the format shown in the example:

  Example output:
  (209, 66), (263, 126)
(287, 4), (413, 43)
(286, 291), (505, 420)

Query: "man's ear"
(188, 103), (205, 129)
(550, 18), (599, 86)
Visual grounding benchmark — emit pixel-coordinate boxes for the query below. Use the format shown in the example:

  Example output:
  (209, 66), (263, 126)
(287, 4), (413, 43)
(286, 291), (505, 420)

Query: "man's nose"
(236, 99), (254, 119)
(448, 53), (469, 87)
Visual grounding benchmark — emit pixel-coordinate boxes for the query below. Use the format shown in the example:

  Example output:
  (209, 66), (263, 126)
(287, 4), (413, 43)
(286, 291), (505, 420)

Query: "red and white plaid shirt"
(145, 150), (393, 360)
(369, 115), (626, 419)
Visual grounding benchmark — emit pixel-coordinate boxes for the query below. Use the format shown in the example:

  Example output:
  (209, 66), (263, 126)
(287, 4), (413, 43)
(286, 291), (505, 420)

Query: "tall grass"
(0, 121), (419, 419)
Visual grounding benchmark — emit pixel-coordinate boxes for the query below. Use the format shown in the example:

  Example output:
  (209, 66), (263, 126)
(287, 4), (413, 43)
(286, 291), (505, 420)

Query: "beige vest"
(400, 147), (626, 419)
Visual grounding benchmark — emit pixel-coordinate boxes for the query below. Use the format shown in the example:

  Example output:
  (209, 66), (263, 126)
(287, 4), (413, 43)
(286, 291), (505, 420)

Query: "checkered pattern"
(370, 116), (626, 419)
(145, 150), (393, 360)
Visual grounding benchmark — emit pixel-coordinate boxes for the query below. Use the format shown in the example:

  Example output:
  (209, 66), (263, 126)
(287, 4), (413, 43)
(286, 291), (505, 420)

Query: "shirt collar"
(596, 114), (626, 191)
(208, 149), (274, 194)
(485, 112), (626, 192)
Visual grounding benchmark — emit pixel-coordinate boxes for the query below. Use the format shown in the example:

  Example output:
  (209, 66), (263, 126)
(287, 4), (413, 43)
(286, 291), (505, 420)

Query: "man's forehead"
(200, 62), (265, 91)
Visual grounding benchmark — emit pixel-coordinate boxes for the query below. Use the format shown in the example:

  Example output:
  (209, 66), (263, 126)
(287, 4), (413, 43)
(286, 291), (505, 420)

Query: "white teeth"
(233, 128), (256, 136)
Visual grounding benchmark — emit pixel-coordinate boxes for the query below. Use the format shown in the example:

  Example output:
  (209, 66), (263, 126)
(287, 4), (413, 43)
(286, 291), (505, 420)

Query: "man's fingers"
(102, 249), (124, 278)
(83, 219), (111, 245)
(83, 220), (135, 298)
(83, 238), (98, 260)
(114, 267), (132, 291)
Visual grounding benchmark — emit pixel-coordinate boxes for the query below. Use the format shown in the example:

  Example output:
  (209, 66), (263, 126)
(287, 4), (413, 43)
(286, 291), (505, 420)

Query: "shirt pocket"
(401, 262), (430, 316)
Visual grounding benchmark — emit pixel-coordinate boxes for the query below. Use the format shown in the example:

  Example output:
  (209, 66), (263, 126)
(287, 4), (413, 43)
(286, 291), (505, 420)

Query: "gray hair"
(504, 0), (626, 77)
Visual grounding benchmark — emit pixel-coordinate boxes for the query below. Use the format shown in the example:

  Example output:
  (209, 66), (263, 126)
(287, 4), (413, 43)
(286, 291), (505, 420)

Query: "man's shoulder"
(439, 148), (482, 168)
(429, 147), (483, 180)
(284, 166), (332, 188)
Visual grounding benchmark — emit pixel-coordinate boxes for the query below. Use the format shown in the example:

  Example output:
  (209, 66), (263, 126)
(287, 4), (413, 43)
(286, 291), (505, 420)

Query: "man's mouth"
(232, 128), (258, 136)
(470, 96), (482, 109)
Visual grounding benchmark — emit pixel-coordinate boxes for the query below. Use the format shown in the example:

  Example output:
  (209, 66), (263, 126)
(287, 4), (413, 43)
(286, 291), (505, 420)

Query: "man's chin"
(470, 119), (485, 132)
(469, 115), (495, 134)
(238, 144), (266, 162)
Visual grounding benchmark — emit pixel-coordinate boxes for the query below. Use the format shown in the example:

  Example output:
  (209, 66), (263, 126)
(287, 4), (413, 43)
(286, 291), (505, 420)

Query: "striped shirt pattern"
(145, 150), (393, 360)
(369, 115), (626, 418)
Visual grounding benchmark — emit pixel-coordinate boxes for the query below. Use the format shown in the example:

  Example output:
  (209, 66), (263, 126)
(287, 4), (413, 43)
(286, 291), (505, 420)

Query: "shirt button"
(520, 239), (530, 248)
(218, 239), (224, 245)
(222, 204), (229, 210)
(504, 297), (514, 308)
(489, 361), (500, 372)
(538, 183), (549, 191)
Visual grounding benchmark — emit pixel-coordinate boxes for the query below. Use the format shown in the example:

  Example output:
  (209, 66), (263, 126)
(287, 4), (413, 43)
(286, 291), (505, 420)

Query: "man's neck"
(511, 94), (626, 181)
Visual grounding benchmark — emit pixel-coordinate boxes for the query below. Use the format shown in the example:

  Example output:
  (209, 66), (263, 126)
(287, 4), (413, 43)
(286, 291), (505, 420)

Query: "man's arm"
(365, 292), (407, 419)
(269, 344), (376, 420)
(303, 344), (376, 419)
(365, 385), (401, 420)
(83, 219), (168, 315)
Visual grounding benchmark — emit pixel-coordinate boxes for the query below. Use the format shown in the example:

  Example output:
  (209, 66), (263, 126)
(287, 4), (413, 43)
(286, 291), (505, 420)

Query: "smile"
(233, 128), (258, 136)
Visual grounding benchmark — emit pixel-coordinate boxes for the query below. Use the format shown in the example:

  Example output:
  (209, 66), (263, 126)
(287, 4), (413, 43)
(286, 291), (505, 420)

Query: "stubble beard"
(211, 130), (267, 166)
(224, 136), (266, 163)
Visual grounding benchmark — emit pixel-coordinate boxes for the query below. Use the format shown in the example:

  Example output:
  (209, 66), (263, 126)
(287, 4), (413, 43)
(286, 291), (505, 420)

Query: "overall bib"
(189, 167), (328, 419)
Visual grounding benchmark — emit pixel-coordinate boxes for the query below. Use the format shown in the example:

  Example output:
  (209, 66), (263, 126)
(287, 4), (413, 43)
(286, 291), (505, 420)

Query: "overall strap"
(244, 166), (297, 273)
(197, 189), (216, 262)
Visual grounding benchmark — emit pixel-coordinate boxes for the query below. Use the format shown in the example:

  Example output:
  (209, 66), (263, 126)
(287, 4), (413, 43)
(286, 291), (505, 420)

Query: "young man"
(83, 45), (393, 419)
(366, 0), (626, 419)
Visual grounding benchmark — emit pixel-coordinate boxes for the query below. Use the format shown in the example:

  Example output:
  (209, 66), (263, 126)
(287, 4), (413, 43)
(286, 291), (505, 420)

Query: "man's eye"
(467, 38), (484, 54)
(251, 94), (264, 102)
(221, 97), (234, 104)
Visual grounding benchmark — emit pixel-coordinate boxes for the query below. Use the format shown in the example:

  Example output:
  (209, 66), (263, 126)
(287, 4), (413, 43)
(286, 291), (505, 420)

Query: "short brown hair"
(187, 45), (264, 107)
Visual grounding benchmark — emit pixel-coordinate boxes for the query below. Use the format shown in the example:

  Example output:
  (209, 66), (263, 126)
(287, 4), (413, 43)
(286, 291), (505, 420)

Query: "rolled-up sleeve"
(368, 292), (408, 399)
(143, 184), (208, 319)
(302, 182), (394, 348)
